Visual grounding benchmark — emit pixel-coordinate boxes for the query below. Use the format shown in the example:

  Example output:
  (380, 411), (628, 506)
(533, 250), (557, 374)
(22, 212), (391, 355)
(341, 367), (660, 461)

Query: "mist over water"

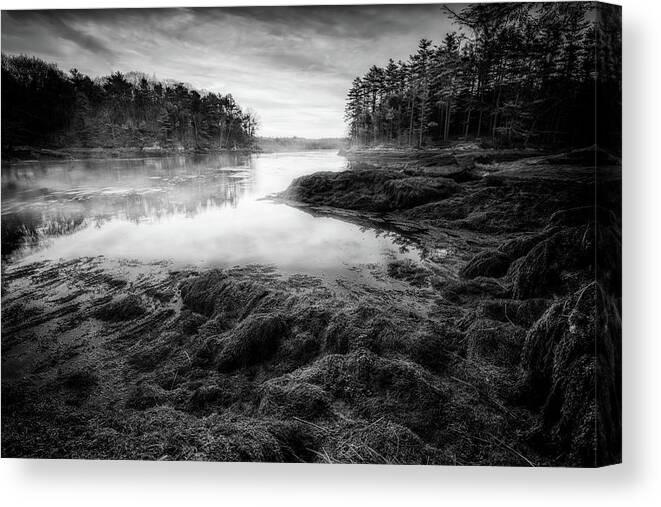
(1, 150), (421, 274)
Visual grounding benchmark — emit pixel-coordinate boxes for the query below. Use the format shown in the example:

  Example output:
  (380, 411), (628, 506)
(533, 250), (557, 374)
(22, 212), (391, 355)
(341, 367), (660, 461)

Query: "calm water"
(1, 151), (421, 275)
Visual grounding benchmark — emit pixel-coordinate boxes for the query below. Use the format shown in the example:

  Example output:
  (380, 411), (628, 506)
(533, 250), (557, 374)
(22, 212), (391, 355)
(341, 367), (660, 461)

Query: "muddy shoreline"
(1, 145), (621, 466)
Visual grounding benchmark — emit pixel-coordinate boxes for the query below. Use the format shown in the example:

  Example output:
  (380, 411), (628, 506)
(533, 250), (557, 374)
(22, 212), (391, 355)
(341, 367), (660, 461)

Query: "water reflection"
(2, 151), (421, 273)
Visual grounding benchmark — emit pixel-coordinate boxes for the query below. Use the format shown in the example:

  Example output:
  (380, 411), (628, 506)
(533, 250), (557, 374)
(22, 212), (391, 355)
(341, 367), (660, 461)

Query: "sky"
(1, 5), (458, 137)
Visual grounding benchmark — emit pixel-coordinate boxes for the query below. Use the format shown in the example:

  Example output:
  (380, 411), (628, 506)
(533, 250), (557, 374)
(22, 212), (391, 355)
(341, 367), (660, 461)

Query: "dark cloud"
(0, 5), (457, 136)
(3, 10), (115, 61)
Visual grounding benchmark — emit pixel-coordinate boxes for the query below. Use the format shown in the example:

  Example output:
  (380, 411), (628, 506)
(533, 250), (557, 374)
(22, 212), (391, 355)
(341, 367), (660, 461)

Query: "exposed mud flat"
(1, 145), (621, 466)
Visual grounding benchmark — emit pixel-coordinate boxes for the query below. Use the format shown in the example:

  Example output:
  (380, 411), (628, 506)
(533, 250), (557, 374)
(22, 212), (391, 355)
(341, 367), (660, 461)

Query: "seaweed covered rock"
(518, 282), (621, 466)
(406, 329), (460, 373)
(281, 169), (459, 212)
(179, 271), (228, 316)
(548, 206), (595, 227)
(185, 376), (255, 413)
(386, 259), (430, 286)
(179, 271), (272, 323)
(122, 409), (299, 462)
(460, 249), (512, 279)
(126, 381), (167, 409)
(537, 145), (620, 166)
(179, 309), (208, 335)
(187, 384), (224, 411)
(464, 319), (526, 367)
(479, 298), (550, 328)
(322, 304), (428, 356)
(216, 313), (289, 372)
(321, 419), (449, 465)
(383, 176), (460, 209)
(292, 349), (448, 438)
(59, 369), (98, 391)
(127, 331), (178, 371)
(595, 220), (622, 296)
(323, 306), (375, 354)
(435, 276), (511, 305)
(94, 294), (146, 322)
(513, 226), (594, 299)
(498, 228), (560, 259)
(258, 378), (331, 420)
(402, 164), (479, 183)
(281, 169), (402, 211)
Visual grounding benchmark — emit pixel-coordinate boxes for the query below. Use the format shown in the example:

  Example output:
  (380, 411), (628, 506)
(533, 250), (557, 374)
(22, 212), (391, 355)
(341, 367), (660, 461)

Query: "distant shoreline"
(2, 142), (351, 164)
(1, 145), (262, 164)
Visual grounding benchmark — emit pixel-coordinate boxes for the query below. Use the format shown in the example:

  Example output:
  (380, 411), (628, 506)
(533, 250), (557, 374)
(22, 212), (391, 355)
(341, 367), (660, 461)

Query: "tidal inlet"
(1, 3), (621, 467)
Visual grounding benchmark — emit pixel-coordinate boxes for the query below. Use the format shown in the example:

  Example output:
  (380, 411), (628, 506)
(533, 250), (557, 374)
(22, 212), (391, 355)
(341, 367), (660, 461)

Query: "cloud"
(2, 11), (115, 62)
(1, 5), (457, 137)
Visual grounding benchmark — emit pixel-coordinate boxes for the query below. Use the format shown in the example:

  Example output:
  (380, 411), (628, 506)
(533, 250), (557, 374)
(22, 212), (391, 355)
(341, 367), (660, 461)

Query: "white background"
(0, 0), (659, 505)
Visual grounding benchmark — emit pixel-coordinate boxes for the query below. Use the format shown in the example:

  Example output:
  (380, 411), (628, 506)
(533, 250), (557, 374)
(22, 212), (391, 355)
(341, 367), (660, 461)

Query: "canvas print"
(1, 2), (621, 466)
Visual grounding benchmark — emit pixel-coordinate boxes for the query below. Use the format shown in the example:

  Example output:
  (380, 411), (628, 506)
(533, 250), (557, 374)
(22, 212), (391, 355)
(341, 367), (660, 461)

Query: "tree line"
(1, 54), (258, 153)
(257, 137), (346, 152)
(345, 2), (621, 151)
